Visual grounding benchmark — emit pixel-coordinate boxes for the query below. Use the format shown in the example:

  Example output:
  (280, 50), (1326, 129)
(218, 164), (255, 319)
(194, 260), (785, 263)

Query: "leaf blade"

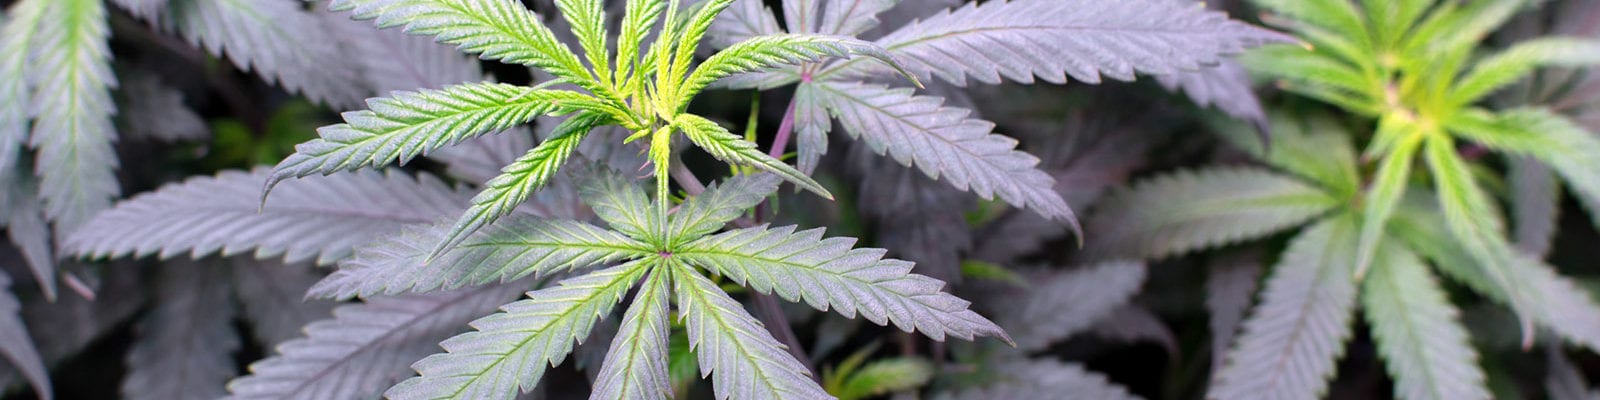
(675, 224), (1011, 344)
(385, 263), (644, 400)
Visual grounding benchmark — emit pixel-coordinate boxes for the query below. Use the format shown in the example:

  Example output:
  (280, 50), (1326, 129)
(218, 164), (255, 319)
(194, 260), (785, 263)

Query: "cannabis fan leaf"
(265, 0), (920, 262)
(705, 0), (1289, 236)
(312, 169), (1007, 399)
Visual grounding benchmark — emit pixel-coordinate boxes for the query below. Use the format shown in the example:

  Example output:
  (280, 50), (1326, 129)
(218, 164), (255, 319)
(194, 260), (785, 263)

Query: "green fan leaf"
(554, 0), (610, 86)
(1452, 37), (1600, 106)
(265, 83), (600, 194)
(1422, 134), (1538, 337)
(1210, 112), (1361, 198)
(430, 112), (606, 259)
(310, 215), (653, 299)
(678, 34), (906, 107)
(1448, 108), (1600, 233)
(327, 0), (615, 101)
(674, 113), (832, 199)
(227, 284), (527, 400)
(590, 266), (673, 400)
(1361, 242), (1491, 400)
(822, 0), (1291, 86)
(1392, 203), (1600, 353)
(1085, 167), (1340, 260)
(1251, 0), (1368, 47)
(667, 173), (780, 245)
(67, 169), (468, 265)
(576, 167), (660, 241)
(674, 262), (833, 400)
(675, 224), (1011, 343)
(811, 81), (1077, 227)
(1209, 216), (1360, 400)
(614, 0), (667, 87)
(385, 263), (644, 400)
(30, 0), (119, 231)
(1354, 133), (1422, 279)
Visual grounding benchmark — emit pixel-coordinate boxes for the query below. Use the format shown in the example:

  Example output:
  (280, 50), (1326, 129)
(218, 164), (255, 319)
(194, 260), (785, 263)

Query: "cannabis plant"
(1089, 1), (1600, 398)
(0, 0), (1299, 397)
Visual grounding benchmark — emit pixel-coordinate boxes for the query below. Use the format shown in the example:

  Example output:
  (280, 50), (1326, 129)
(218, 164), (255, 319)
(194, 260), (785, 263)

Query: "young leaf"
(822, 0), (1291, 85)
(1361, 242), (1491, 400)
(1355, 133), (1423, 279)
(265, 83), (599, 193)
(679, 34), (905, 108)
(0, 272), (49, 400)
(590, 266), (673, 400)
(227, 284), (528, 400)
(1251, 0), (1369, 46)
(667, 173), (780, 244)
(386, 263), (644, 400)
(1452, 37), (1600, 106)
(310, 216), (653, 299)
(811, 81), (1077, 227)
(554, 0), (611, 85)
(161, 0), (366, 107)
(1391, 204), (1600, 353)
(674, 224), (1011, 343)
(1210, 113), (1361, 199)
(673, 262), (833, 400)
(122, 260), (239, 400)
(614, 0), (667, 87)
(934, 360), (1137, 400)
(985, 261), (1147, 351)
(31, 0), (119, 231)
(430, 112), (606, 259)
(1422, 134), (1537, 337)
(1210, 216), (1360, 400)
(674, 114), (832, 199)
(67, 169), (468, 265)
(1448, 108), (1600, 233)
(328, 0), (613, 101)
(1085, 167), (1340, 260)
